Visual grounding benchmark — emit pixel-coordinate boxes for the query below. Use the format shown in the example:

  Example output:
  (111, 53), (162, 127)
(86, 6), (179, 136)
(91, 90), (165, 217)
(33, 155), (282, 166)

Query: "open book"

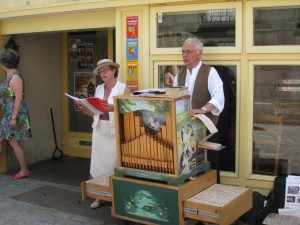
(65, 93), (108, 115)
(193, 114), (222, 150)
(197, 141), (222, 150)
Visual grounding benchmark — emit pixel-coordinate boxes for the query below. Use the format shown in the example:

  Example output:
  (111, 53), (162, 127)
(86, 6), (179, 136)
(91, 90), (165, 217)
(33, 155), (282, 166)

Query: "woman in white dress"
(76, 59), (131, 208)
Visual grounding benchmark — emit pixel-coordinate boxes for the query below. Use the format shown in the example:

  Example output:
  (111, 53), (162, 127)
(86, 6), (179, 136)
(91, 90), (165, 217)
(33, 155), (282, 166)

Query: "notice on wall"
(127, 38), (138, 60)
(126, 16), (139, 92)
(127, 16), (138, 38)
(77, 41), (94, 69)
(74, 72), (96, 98)
(285, 175), (300, 209)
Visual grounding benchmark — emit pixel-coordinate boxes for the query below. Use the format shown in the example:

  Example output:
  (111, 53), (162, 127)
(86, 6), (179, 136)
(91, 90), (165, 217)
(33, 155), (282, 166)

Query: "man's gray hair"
(183, 36), (204, 52)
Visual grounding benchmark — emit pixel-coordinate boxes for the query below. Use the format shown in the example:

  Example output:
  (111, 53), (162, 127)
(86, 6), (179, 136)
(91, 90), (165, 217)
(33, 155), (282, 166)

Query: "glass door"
(64, 29), (115, 157)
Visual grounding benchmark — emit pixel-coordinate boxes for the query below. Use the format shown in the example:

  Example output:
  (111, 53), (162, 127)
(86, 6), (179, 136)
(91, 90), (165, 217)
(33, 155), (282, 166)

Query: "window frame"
(246, 0), (300, 53)
(247, 60), (300, 181)
(150, 2), (242, 55)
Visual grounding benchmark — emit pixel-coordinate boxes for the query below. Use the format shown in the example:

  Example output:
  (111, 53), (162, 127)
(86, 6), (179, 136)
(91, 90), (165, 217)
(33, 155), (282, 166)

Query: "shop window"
(246, 1), (300, 53)
(252, 65), (300, 176)
(67, 30), (110, 133)
(157, 65), (183, 89)
(156, 64), (237, 173)
(254, 7), (300, 46)
(157, 9), (236, 48)
(150, 2), (242, 54)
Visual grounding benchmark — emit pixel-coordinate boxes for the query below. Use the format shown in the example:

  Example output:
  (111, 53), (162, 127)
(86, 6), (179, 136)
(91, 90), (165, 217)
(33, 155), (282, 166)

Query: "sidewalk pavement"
(0, 173), (125, 225)
(0, 172), (246, 225)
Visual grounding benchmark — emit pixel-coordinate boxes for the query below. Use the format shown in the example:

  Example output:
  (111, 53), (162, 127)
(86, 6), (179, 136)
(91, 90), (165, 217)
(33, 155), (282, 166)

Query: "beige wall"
(0, 0), (191, 19)
(5, 33), (62, 169)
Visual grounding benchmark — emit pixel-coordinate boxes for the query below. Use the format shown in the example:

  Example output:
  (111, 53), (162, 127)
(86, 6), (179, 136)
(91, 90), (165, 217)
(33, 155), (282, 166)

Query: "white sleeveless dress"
(90, 81), (126, 178)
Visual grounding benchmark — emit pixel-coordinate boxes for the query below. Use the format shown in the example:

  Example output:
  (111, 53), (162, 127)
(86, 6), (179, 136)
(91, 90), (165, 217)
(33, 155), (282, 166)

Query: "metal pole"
(51, 107), (63, 160)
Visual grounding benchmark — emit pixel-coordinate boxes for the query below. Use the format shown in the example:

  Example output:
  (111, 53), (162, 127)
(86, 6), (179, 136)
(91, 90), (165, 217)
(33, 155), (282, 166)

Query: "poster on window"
(68, 38), (81, 52)
(77, 41), (94, 69)
(74, 72), (96, 99)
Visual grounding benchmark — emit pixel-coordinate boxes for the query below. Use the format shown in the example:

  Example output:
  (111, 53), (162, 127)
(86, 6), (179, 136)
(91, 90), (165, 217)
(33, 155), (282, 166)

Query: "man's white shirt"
(173, 61), (224, 115)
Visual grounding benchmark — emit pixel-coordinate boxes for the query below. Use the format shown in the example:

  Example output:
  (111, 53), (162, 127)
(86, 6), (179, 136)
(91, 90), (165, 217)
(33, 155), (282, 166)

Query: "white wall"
(6, 33), (62, 169)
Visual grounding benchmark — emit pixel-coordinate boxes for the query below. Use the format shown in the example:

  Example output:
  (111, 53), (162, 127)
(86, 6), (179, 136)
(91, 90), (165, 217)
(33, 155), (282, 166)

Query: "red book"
(65, 93), (108, 115)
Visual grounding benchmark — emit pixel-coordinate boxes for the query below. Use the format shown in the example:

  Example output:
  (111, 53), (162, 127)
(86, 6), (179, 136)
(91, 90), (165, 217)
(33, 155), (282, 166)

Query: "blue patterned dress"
(0, 71), (32, 141)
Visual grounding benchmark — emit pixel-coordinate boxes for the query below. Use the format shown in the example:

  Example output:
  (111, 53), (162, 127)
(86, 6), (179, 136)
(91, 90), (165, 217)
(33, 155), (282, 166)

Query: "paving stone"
(71, 215), (91, 223)
(0, 173), (124, 225)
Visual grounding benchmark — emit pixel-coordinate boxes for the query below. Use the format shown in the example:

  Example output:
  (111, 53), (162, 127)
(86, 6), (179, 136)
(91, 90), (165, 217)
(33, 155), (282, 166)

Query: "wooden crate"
(114, 95), (209, 183)
(111, 170), (217, 225)
(81, 172), (113, 202)
(183, 184), (252, 225)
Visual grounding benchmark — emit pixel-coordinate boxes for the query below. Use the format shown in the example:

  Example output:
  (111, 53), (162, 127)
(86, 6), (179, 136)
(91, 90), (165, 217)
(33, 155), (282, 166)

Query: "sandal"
(90, 200), (101, 209)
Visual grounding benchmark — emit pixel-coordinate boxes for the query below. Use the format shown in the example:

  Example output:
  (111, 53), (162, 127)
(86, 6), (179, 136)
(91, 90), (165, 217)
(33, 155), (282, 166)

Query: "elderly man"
(173, 36), (225, 183)
(173, 36), (224, 124)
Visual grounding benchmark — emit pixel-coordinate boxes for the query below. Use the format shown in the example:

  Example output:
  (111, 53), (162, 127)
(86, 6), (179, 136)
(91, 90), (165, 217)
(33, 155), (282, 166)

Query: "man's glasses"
(99, 68), (111, 75)
(180, 50), (199, 55)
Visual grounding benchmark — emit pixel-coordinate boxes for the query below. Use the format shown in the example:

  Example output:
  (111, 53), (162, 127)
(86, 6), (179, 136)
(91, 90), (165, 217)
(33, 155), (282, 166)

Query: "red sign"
(127, 16), (138, 38)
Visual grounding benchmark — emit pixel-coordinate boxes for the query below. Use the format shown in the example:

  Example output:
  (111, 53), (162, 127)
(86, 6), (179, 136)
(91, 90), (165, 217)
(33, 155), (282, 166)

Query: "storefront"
(0, 0), (299, 195)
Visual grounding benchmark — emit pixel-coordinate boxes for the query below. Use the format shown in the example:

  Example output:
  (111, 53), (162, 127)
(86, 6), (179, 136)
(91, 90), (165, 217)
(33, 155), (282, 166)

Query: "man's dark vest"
(178, 64), (218, 124)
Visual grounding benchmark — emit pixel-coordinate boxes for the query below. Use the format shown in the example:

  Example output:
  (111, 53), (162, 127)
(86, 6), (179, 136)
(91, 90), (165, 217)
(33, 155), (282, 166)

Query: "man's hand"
(190, 108), (206, 116)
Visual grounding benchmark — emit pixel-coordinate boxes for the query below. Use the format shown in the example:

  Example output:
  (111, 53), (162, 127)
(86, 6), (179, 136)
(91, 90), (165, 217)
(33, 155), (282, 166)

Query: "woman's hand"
(75, 101), (91, 116)
(103, 103), (114, 112)
(9, 118), (17, 127)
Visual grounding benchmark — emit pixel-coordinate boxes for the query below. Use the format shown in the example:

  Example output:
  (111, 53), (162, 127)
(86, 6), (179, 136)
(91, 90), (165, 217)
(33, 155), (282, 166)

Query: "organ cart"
(82, 94), (252, 225)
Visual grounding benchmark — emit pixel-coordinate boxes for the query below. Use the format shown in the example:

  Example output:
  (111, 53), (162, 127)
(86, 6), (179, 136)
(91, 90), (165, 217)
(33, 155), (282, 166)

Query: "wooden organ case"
(113, 95), (210, 185)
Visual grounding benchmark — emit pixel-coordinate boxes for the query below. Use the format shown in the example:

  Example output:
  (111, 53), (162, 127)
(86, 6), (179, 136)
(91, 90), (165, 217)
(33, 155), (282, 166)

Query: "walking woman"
(0, 49), (32, 180)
